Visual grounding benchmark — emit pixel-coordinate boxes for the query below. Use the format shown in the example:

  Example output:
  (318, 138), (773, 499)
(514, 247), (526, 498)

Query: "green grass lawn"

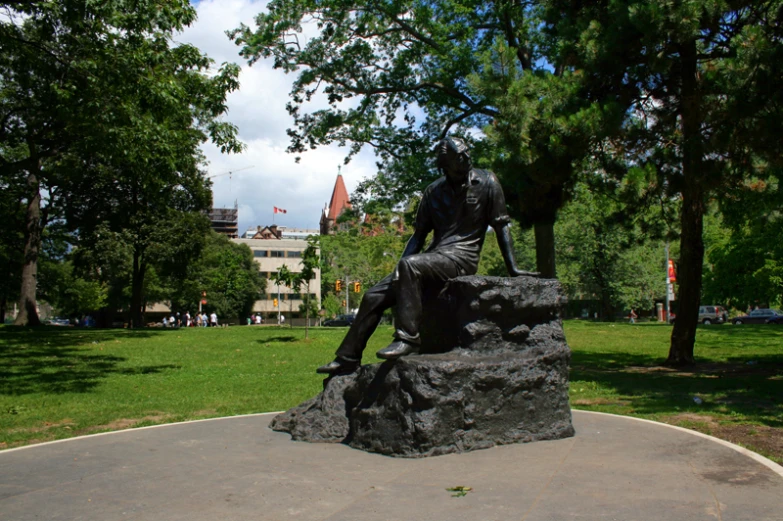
(1, 321), (781, 462)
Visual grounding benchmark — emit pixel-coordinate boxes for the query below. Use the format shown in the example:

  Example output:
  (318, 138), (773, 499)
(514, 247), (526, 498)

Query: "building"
(232, 231), (321, 319)
(320, 173), (351, 235)
(241, 225), (319, 241)
(208, 204), (239, 238)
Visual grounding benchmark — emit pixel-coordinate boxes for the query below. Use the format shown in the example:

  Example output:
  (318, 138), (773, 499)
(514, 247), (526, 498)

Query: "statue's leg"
(392, 253), (461, 346)
(334, 274), (395, 363)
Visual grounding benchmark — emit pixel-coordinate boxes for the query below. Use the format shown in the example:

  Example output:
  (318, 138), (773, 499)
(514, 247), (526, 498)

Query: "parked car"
(732, 308), (783, 325)
(698, 305), (727, 325)
(323, 314), (356, 327)
(766, 314), (783, 325)
(46, 317), (71, 326)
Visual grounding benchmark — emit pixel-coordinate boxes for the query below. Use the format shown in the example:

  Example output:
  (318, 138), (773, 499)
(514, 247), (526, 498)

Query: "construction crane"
(207, 165), (255, 180)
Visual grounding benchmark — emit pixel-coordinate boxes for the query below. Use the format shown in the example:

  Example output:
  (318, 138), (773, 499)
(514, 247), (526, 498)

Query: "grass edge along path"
(1, 321), (781, 463)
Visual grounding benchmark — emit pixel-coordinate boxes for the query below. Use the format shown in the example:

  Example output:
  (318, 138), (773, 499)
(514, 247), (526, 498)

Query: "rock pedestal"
(270, 275), (574, 457)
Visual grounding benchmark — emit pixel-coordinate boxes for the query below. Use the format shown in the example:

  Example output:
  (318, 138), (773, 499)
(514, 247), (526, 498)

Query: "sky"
(179, 0), (378, 233)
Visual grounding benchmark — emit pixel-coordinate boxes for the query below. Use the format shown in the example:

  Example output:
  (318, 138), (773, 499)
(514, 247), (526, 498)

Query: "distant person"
(280, 314), (285, 325)
(629, 309), (637, 324)
(202, 313), (208, 327)
(210, 312), (218, 327)
(163, 317), (169, 328)
(176, 312), (181, 327)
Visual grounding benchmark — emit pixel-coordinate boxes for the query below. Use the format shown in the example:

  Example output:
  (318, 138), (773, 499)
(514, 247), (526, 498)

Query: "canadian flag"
(273, 206), (287, 214)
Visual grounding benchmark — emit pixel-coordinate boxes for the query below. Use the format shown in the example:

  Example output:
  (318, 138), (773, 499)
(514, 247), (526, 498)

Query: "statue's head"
(436, 137), (471, 181)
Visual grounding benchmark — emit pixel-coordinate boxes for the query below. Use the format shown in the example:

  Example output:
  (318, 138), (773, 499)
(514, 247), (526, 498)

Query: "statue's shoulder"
(470, 168), (500, 185)
(424, 176), (447, 193)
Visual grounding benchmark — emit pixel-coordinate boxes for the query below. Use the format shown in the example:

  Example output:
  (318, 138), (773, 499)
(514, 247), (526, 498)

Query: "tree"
(703, 190), (783, 310)
(39, 260), (108, 319)
(192, 233), (266, 322)
(295, 237), (320, 338)
(231, 0), (621, 277)
(543, 0), (783, 364)
(0, 194), (24, 323)
(321, 293), (343, 320)
(1, 0), (242, 326)
(553, 178), (671, 319)
(271, 264), (295, 326)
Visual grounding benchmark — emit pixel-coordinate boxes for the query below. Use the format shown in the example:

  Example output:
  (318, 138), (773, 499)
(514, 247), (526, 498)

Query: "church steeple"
(320, 169), (351, 235)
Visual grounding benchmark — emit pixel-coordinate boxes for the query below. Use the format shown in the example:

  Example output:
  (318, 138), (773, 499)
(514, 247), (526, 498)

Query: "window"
(253, 250), (268, 258)
(270, 250), (285, 258)
(287, 251), (302, 258)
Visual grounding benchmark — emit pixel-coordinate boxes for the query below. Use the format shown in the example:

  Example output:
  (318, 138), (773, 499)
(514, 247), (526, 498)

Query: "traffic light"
(342, 300), (346, 307)
(335, 279), (342, 292)
(353, 281), (361, 293)
(273, 298), (278, 307)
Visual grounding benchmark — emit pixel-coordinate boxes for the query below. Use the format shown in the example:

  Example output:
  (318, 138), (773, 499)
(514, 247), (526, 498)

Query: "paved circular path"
(1, 410), (781, 520)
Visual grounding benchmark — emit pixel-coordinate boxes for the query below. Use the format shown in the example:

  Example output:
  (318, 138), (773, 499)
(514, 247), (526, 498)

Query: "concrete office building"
(232, 227), (321, 319)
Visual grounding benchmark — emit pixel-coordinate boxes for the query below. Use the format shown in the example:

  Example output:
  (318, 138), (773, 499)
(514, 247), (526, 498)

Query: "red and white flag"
(273, 206), (287, 214)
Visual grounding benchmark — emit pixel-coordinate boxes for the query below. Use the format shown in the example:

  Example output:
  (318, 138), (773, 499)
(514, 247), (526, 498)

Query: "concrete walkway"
(1, 410), (781, 521)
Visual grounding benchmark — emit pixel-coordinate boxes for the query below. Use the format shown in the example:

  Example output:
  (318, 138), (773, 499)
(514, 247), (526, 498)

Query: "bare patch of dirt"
(625, 362), (783, 378)
(77, 414), (172, 435)
(190, 409), (219, 418)
(8, 419), (76, 435)
(663, 413), (783, 464)
(571, 398), (631, 407)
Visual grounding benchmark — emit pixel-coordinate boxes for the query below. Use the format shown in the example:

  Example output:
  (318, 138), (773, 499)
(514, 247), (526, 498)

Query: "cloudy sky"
(180, 0), (378, 233)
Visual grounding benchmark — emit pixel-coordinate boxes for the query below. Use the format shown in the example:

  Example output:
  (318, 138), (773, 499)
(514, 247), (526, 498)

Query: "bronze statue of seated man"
(317, 136), (538, 375)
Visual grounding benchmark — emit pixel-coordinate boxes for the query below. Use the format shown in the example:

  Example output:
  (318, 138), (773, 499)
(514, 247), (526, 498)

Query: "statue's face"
(437, 141), (470, 183)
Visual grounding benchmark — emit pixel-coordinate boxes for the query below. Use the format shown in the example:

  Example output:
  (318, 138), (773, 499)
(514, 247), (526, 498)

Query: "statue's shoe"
(316, 358), (359, 375)
(376, 340), (418, 360)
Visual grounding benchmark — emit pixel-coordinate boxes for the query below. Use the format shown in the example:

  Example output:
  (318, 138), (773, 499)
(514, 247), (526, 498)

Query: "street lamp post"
(665, 242), (671, 323)
(277, 266), (281, 325)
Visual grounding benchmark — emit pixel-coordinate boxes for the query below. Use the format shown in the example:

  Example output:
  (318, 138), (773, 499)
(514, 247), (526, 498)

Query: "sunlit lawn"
(1, 320), (781, 461)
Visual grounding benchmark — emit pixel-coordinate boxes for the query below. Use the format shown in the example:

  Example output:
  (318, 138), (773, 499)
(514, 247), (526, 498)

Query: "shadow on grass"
(258, 336), (299, 343)
(0, 326), (177, 396)
(570, 349), (783, 427)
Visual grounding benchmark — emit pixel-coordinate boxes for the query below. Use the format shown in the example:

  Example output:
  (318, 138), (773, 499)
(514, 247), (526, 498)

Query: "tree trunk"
(14, 160), (43, 326)
(667, 39), (702, 367)
(304, 288), (309, 339)
(534, 222), (556, 278)
(129, 249), (147, 329)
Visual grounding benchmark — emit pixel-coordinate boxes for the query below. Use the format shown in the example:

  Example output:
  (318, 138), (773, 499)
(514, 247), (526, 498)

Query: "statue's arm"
(401, 189), (432, 259)
(486, 171), (540, 277)
(494, 223), (541, 278)
(400, 226), (429, 258)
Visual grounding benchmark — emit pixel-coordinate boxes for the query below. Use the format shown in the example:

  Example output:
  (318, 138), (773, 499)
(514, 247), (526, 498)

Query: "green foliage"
(295, 236), (320, 336)
(0, 196), (24, 320)
(553, 182), (668, 317)
(703, 212), (783, 310)
(1, 0), (243, 326)
(540, 0), (783, 362)
(321, 293), (343, 319)
(231, 0), (615, 277)
(38, 260), (108, 318)
(477, 225), (536, 277)
(189, 233), (266, 321)
(320, 227), (406, 294)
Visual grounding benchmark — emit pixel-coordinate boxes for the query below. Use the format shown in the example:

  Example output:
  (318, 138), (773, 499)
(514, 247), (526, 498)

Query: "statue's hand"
(510, 268), (542, 278)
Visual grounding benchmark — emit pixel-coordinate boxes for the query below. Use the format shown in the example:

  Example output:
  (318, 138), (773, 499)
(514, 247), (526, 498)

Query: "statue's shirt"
(416, 168), (511, 273)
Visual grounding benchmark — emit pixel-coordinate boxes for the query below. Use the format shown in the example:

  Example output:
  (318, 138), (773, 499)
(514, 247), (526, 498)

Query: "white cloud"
(180, 0), (378, 232)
